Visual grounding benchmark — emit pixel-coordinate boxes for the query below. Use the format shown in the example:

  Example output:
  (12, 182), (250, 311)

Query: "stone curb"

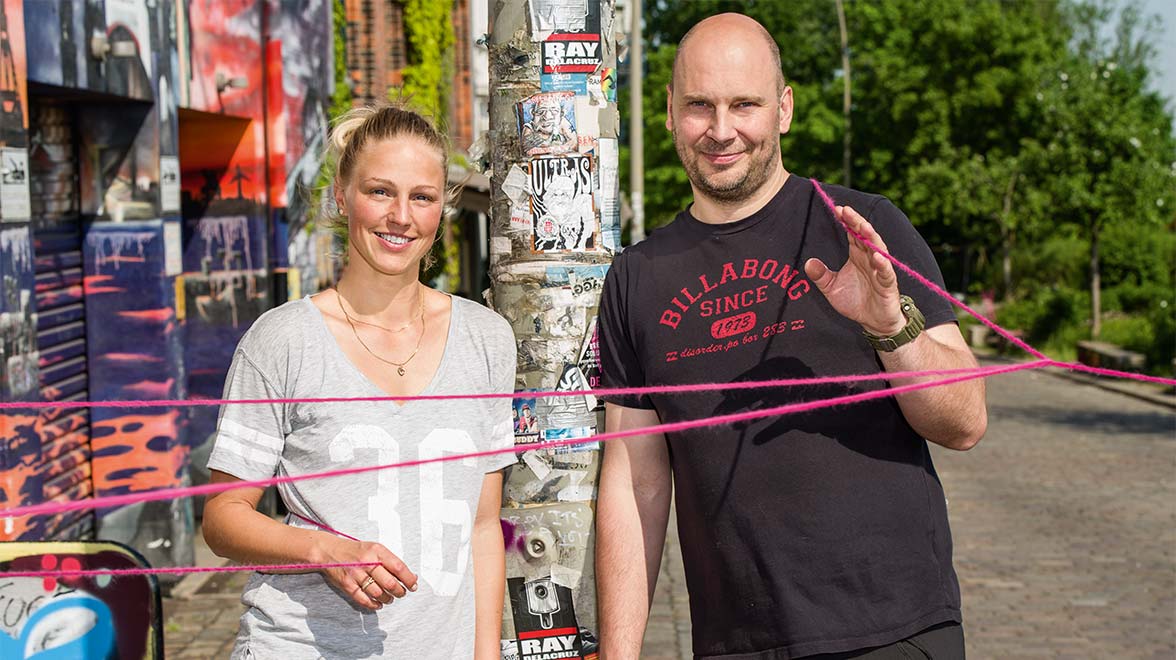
(168, 557), (231, 601)
(977, 351), (1176, 411)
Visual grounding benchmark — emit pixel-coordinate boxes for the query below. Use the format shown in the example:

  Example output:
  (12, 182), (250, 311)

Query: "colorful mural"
(0, 540), (162, 659)
(83, 221), (191, 573)
(1, 0), (334, 566)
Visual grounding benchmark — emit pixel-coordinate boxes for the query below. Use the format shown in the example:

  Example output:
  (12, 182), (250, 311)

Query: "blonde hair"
(322, 102), (453, 270)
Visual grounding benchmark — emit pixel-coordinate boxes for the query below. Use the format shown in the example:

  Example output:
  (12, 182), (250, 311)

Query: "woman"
(203, 104), (516, 659)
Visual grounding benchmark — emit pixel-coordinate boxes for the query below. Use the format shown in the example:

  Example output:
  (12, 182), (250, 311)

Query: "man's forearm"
(596, 486), (670, 657)
(597, 421), (672, 658)
(879, 325), (988, 449)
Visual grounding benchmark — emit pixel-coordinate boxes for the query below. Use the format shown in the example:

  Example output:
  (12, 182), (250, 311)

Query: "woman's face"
(336, 135), (445, 280)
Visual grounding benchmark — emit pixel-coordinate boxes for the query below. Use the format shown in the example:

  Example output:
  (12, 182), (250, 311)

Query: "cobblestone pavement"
(931, 363), (1175, 659)
(163, 362), (1173, 658)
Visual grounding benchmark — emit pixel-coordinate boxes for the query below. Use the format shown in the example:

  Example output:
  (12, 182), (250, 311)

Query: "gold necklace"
(336, 288), (425, 377)
(338, 288), (423, 334)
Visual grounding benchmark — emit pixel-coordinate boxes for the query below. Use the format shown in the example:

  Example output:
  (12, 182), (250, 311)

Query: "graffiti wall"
(1, 0), (336, 563)
(271, 0), (335, 298)
(84, 221), (191, 572)
(0, 540), (162, 659)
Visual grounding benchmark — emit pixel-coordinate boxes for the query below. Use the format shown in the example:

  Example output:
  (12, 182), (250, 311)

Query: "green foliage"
(397, 0), (455, 123)
(631, 0), (1176, 366)
(309, 1), (355, 242)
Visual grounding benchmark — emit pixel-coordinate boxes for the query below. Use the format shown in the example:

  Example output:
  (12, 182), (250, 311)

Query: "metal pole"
(486, 0), (619, 653)
(836, 0), (851, 187)
(629, 0), (645, 242)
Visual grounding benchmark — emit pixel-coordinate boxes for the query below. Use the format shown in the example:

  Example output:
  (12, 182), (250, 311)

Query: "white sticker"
(510, 205), (531, 232)
(491, 236), (512, 257)
(502, 164), (530, 206)
(550, 563), (583, 589)
(574, 97), (600, 153)
(0, 148), (31, 221)
(163, 221), (182, 276)
(160, 155), (181, 212)
(597, 138), (620, 251)
(522, 450), (551, 480)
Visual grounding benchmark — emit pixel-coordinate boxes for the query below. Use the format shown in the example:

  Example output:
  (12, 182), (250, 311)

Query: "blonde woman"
(203, 104), (515, 659)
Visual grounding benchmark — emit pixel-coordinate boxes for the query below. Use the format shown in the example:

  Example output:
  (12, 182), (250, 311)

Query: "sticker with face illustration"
(529, 155), (598, 253)
(518, 92), (578, 157)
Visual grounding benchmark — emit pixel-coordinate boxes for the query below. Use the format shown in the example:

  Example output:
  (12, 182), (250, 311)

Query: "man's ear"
(665, 84), (674, 132)
(779, 86), (794, 135)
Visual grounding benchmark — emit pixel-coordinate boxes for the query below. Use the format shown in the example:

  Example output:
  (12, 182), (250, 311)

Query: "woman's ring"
(360, 576), (377, 591)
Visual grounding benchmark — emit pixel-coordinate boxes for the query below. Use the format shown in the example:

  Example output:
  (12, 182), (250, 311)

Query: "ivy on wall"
(396, 0), (455, 124)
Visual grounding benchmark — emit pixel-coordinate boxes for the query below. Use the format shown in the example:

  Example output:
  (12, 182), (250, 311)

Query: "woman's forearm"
(472, 515), (506, 660)
(203, 496), (332, 569)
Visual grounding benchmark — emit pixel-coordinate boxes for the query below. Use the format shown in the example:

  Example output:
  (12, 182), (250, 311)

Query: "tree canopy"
(624, 0), (1175, 366)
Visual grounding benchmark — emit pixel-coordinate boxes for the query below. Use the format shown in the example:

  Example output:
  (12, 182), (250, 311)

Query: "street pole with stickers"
(484, 0), (620, 657)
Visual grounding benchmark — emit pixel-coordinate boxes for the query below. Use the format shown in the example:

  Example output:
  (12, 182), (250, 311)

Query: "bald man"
(595, 13), (985, 660)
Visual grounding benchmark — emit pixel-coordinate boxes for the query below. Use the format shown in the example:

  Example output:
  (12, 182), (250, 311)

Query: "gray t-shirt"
(207, 295), (517, 659)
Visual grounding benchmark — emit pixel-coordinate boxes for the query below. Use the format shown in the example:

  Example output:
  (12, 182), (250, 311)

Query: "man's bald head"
(671, 13), (785, 94)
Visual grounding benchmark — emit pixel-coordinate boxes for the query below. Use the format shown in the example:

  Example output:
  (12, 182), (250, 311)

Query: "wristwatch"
(863, 295), (925, 352)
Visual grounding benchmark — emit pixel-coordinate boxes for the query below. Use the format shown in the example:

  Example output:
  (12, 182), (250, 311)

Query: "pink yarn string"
(2, 361), (1168, 412)
(1, 561), (381, 580)
(810, 180), (1047, 360)
(1053, 361), (1176, 386)
(0, 361), (1042, 522)
(0, 366), (991, 412)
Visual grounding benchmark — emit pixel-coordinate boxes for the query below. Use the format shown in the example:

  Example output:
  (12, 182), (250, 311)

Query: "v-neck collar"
(303, 294), (457, 407)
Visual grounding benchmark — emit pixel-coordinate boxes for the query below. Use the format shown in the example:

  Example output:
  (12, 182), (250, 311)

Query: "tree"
(1021, 1), (1176, 336)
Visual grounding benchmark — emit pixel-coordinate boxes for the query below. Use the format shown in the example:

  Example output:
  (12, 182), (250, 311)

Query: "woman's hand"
(314, 534), (419, 611)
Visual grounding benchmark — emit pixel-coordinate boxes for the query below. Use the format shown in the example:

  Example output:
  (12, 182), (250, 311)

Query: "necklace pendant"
(397, 366), (406, 376)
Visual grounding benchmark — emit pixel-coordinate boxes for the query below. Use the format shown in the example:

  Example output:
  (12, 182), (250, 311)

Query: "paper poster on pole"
(160, 156), (181, 213)
(0, 148), (31, 222)
(528, 0), (600, 36)
(518, 92), (578, 156)
(529, 155), (598, 252)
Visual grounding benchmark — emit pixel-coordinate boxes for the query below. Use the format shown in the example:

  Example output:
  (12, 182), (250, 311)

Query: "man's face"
(534, 100), (563, 134)
(667, 36), (791, 204)
(545, 178), (575, 209)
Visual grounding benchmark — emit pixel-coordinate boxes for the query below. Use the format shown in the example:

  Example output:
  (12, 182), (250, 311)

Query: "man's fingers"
(838, 205), (890, 254)
(804, 258), (835, 293)
(871, 252), (897, 287)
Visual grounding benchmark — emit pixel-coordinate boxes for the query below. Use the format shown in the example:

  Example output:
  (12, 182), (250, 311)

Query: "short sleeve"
(482, 323), (519, 474)
(206, 347), (288, 482)
(867, 199), (957, 330)
(597, 253), (655, 409)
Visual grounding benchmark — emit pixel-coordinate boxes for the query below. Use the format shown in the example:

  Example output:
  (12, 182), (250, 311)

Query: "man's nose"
(707, 108), (737, 144)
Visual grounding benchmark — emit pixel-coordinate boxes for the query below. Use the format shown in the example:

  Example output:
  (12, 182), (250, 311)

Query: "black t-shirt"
(598, 176), (962, 659)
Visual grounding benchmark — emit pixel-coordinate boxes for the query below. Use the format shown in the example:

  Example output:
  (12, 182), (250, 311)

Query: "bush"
(997, 286), (1090, 344)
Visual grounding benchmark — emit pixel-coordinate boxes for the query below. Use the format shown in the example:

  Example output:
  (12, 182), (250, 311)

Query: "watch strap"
(863, 295), (926, 352)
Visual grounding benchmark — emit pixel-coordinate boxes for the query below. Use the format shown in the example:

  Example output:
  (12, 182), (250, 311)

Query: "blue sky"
(1110, 0), (1176, 109)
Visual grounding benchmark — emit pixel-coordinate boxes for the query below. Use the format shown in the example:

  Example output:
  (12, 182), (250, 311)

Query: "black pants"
(803, 623), (965, 660)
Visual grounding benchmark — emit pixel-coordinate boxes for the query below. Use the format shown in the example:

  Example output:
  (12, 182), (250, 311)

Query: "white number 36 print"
(329, 426), (478, 597)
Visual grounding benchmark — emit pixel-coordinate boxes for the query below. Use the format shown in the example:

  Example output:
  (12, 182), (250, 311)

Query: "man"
(595, 13), (986, 660)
